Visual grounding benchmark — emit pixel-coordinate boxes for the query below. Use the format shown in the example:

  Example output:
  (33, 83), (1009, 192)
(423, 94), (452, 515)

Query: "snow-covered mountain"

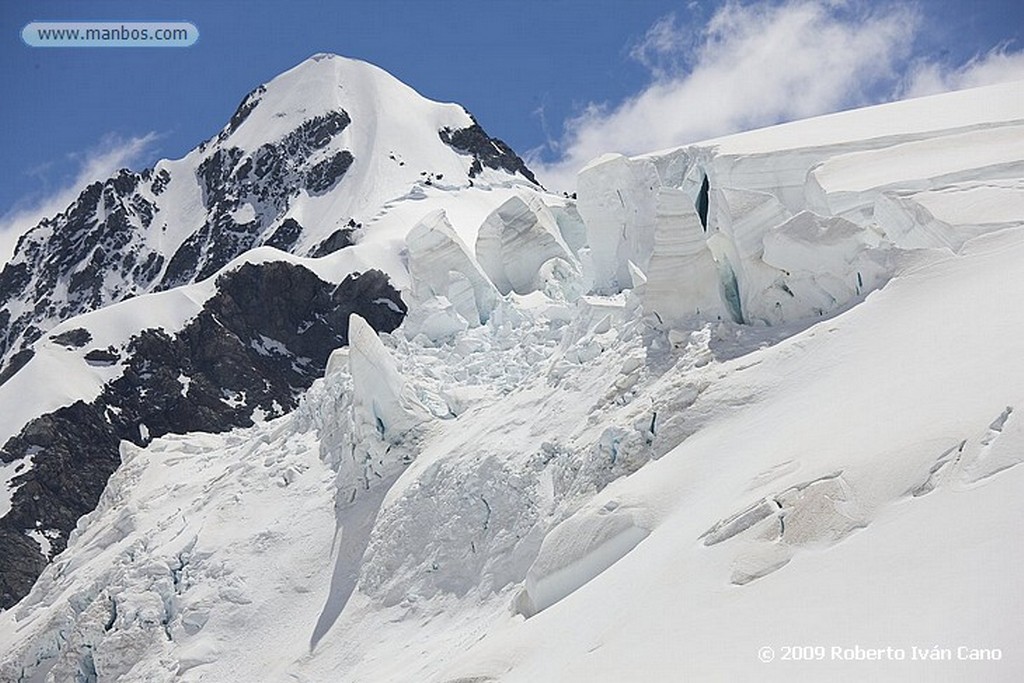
(2, 57), (1023, 681)
(0, 53), (547, 609)
(0, 53), (536, 372)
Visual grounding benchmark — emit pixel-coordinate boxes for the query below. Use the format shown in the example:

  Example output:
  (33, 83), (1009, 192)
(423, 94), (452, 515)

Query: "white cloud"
(0, 132), (161, 266)
(628, 12), (697, 80)
(530, 0), (1024, 193)
(901, 44), (1024, 98)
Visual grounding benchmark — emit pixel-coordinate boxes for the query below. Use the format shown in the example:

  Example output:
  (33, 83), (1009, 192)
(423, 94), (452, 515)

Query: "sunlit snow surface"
(2, 80), (1024, 681)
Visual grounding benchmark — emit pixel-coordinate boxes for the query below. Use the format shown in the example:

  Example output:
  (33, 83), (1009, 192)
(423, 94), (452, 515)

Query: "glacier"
(1, 61), (1023, 682)
(577, 81), (1022, 329)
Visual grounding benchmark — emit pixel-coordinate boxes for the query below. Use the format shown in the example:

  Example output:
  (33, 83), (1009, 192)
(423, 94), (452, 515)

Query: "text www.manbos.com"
(22, 22), (198, 47)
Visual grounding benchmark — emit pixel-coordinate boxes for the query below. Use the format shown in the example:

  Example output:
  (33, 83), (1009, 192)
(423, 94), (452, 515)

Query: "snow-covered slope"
(444, 225), (1024, 682)
(2, 77), (1024, 682)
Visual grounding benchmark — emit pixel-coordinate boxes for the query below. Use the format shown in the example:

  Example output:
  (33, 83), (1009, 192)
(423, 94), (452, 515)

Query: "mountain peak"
(217, 53), (465, 152)
(0, 54), (538, 375)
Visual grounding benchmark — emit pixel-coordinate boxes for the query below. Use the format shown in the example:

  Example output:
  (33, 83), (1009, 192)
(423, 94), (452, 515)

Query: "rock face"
(0, 54), (546, 608)
(0, 53), (549, 618)
(158, 110), (355, 289)
(0, 262), (405, 609)
(439, 121), (539, 186)
(0, 170), (159, 366)
(1, 78), (1023, 683)
(0, 106), (358, 372)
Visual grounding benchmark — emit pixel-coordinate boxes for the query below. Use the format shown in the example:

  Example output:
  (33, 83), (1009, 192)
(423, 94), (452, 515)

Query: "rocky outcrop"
(0, 170), (158, 366)
(439, 120), (539, 186)
(0, 261), (405, 609)
(159, 110), (354, 289)
(0, 109), (357, 374)
(0, 53), (545, 612)
(0, 55), (542, 383)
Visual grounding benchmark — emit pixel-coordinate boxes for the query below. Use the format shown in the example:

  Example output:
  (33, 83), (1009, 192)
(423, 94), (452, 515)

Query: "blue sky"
(1, 0), (1023, 233)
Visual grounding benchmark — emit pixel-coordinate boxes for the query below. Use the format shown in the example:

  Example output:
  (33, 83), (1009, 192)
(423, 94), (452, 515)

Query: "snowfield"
(1, 66), (1023, 682)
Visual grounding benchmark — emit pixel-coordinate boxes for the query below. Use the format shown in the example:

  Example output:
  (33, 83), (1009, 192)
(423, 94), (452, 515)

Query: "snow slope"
(2, 80), (1024, 682)
(442, 225), (1024, 682)
(0, 181), (552, 457)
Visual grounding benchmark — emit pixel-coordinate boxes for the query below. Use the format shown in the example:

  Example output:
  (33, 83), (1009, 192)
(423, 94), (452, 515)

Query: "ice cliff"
(578, 81), (1023, 327)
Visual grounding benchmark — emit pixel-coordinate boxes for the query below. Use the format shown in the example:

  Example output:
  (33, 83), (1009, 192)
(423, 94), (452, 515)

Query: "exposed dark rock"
(0, 170), (156, 364)
(0, 263), (32, 304)
(133, 251), (165, 284)
(51, 328), (93, 349)
(159, 224), (208, 290)
(0, 400), (124, 600)
(264, 217), (304, 251)
(0, 348), (33, 387)
(299, 111), (351, 149)
(309, 228), (355, 258)
(219, 84), (267, 143)
(306, 151), (354, 194)
(0, 78), (537, 380)
(84, 348), (120, 366)
(0, 261), (406, 609)
(0, 73), (540, 608)
(0, 528), (47, 609)
(160, 110), (354, 290)
(150, 168), (171, 196)
(109, 168), (141, 197)
(439, 119), (540, 186)
(0, 103), (362, 371)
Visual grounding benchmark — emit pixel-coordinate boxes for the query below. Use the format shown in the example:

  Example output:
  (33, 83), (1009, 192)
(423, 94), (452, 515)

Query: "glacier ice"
(347, 313), (428, 444)
(404, 208), (498, 328)
(576, 153), (661, 294)
(643, 187), (728, 325)
(475, 192), (580, 297)
(516, 503), (649, 617)
(575, 108), (1024, 327)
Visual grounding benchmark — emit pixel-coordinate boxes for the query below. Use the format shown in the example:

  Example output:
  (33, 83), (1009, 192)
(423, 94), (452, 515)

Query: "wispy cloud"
(627, 11), (700, 80)
(0, 132), (161, 265)
(530, 1), (1024, 192)
(900, 43), (1024, 98)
